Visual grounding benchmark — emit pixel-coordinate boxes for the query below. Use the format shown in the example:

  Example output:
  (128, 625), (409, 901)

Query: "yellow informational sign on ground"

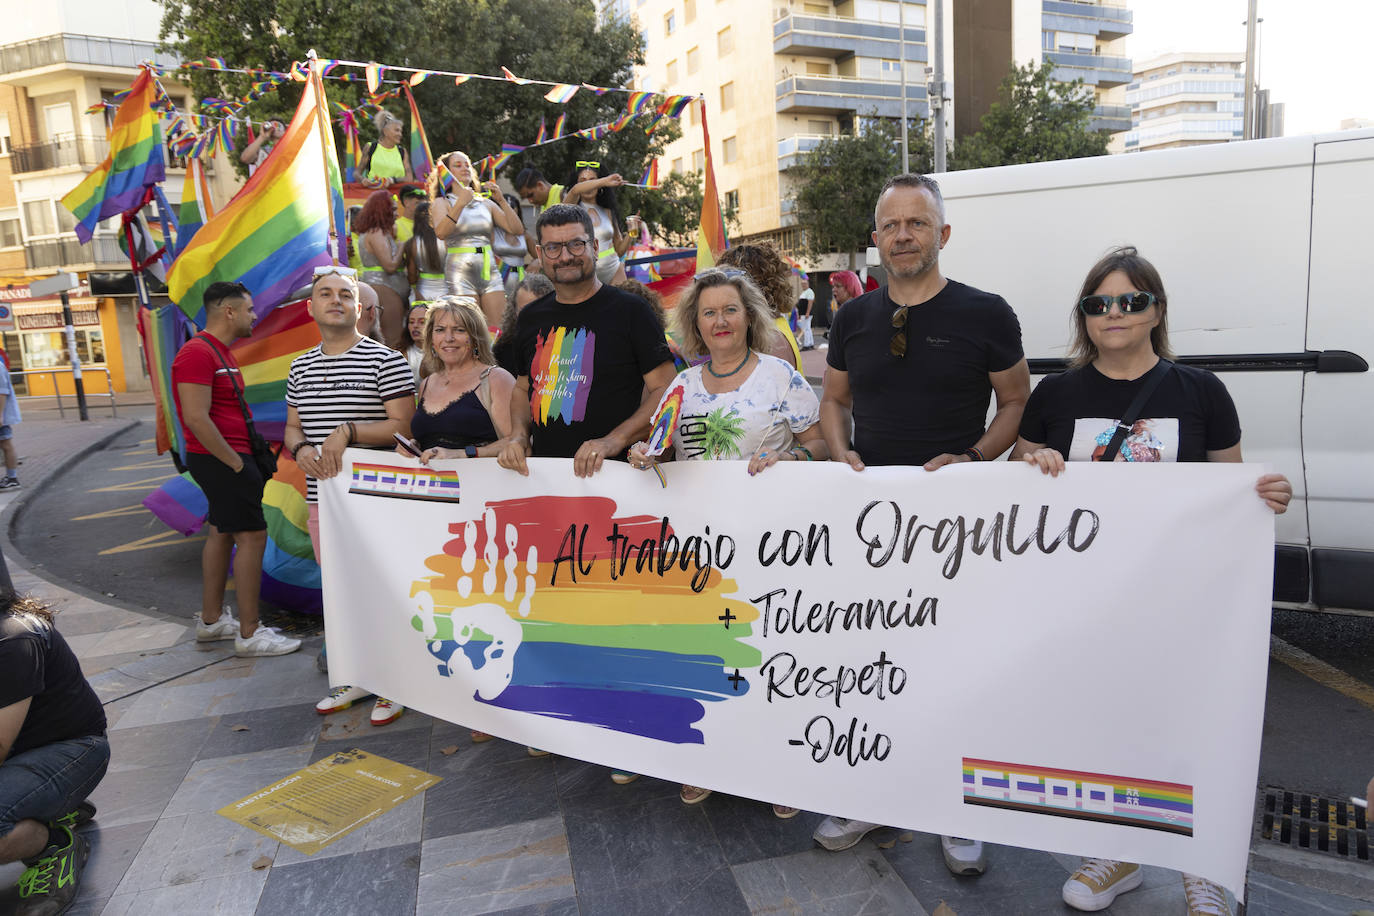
(218, 747), (441, 855)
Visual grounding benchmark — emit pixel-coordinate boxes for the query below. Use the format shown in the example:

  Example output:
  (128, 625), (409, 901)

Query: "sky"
(1127, 0), (1372, 135)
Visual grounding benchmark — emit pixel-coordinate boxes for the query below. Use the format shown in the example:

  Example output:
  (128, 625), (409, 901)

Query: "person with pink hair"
(829, 270), (863, 313)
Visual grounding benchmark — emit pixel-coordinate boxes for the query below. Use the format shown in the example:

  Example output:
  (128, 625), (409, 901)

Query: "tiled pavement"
(1, 411), (1373, 915)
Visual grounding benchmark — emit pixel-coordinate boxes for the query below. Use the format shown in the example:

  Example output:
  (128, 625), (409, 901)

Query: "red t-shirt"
(171, 334), (252, 454)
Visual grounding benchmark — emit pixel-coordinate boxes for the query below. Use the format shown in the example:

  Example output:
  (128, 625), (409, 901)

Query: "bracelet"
(290, 441), (315, 459)
(347, 421), (357, 444)
(963, 446), (985, 462)
(790, 445), (814, 461)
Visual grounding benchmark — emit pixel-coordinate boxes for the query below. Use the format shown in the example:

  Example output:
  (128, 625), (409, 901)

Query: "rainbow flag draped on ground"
(175, 158), (215, 255)
(695, 99), (728, 269)
(167, 61), (346, 320)
(403, 84), (433, 181)
(60, 67), (166, 243)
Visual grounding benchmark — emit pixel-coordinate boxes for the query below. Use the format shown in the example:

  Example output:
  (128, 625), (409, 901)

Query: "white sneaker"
(234, 625), (301, 657)
(940, 836), (987, 875)
(316, 685), (372, 714)
(812, 816), (881, 851)
(1183, 874), (1233, 916)
(370, 697), (404, 726)
(196, 609), (239, 642)
(1062, 858), (1142, 911)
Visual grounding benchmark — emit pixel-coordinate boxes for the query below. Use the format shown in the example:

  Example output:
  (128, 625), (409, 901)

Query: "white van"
(931, 130), (1374, 615)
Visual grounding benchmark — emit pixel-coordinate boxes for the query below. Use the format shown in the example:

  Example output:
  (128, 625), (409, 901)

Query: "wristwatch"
(465, 445), (478, 458)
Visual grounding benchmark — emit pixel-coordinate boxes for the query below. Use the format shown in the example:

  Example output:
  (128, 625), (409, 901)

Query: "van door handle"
(1314, 350), (1368, 373)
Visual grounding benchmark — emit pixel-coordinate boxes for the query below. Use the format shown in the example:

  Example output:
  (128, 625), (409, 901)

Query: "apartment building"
(610, 0), (1131, 262)
(1123, 52), (1246, 153)
(0, 2), (239, 397)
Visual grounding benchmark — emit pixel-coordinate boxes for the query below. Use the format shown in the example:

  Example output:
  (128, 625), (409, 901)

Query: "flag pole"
(306, 49), (340, 265)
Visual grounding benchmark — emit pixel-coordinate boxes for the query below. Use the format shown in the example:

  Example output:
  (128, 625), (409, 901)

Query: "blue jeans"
(0, 734), (110, 836)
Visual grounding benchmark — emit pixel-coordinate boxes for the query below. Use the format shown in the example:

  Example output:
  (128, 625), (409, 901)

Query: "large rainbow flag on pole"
(695, 99), (728, 269)
(403, 83), (434, 181)
(167, 59), (346, 320)
(60, 67), (166, 243)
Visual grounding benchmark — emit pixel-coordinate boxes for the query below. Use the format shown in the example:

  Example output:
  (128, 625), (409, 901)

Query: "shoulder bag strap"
(198, 333), (263, 444)
(1096, 359), (1174, 462)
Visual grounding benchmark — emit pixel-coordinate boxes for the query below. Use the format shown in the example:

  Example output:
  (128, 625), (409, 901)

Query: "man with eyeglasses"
(498, 204), (675, 478)
(283, 266), (417, 725)
(815, 174), (1030, 870)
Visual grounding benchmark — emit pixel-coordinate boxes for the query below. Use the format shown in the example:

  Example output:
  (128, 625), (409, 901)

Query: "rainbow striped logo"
(349, 463), (460, 503)
(530, 327), (595, 426)
(961, 757), (1194, 836)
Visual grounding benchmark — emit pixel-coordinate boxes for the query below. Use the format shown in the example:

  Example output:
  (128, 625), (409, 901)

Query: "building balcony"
(1090, 104), (1132, 133)
(1043, 50), (1133, 88)
(776, 75), (929, 120)
(0, 33), (178, 80)
(24, 235), (127, 272)
(773, 13), (927, 61)
(11, 135), (109, 174)
(777, 134), (833, 170)
(1041, 0), (1133, 40)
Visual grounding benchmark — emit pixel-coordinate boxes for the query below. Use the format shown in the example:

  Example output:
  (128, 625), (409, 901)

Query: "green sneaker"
(50, 801), (96, 832)
(15, 824), (88, 916)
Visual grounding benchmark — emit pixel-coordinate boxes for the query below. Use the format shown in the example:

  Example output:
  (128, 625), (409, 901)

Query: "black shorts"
(186, 451), (267, 533)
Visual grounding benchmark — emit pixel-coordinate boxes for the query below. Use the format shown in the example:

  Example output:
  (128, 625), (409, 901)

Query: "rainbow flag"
(550, 113), (567, 140)
(61, 68), (166, 243)
(229, 299), (321, 441)
(626, 91), (654, 116)
(167, 60), (346, 321)
(645, 384), (684, 456)
(695, 99), (728, 269)
(135, 304), (191, 459)
(402, 83), (434, 181)
(532, 116), (547, 146)
(658, 94), (694, 118)
(175, 158), (215, 255)
(543, 83), (579, 104)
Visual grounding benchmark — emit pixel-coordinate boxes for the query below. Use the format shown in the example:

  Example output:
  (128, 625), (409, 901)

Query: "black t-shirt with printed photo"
(515, 283), (672, 459)
(1019, 362), (1242, 462)
(826, 280), (1024, 466)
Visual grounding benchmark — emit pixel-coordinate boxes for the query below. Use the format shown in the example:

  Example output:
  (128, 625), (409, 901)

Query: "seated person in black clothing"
(0, 592), (109, 915)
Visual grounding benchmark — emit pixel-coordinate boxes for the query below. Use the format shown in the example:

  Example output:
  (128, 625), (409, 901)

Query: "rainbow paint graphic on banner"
(407, 496), (762, 743)
(645, 384), (684, 457)
(530, 327), (595, 425)
(961, 757), (1194, 836)
(350, 463), (461, 503)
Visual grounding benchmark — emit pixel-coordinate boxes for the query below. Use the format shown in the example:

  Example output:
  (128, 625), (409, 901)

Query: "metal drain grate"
(1258, 786), (1369, 861)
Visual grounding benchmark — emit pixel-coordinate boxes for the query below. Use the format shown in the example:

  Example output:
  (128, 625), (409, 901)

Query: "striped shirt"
(287, 336), (415, 502)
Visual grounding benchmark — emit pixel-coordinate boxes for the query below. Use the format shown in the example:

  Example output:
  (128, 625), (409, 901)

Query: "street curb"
(0, 417), (175, 619)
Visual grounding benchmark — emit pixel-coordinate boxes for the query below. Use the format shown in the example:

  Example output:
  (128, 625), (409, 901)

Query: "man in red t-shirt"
(171, 282), (300, 657)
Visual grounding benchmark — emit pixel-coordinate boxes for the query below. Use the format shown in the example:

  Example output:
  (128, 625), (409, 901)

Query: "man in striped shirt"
(283, 266), (416, 726)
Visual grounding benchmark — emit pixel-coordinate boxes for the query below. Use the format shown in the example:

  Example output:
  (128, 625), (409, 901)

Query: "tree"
(952, 60), (1109, 170)
(157, 0), (673, 192)
(788, 118), (932, 266)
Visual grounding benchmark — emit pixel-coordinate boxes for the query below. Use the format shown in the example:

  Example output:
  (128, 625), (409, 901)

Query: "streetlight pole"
(899, 0), (909, 173)
(932, 0), (947, 173)
(1243, 0), (1259, 140)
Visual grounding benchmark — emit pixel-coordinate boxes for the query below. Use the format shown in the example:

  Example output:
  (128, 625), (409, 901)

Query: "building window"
(672, 157), (684, 174)
(725, 189), (739, 210)
(667, 59), (678, 85)
(723, 136), (738, 163)
(0, 215), (20, 248)
(718, 26), (733, 56)
(21, 328), (106, 369)
(22, 201), (56, 238)
(685, 0), (696, 23)
(0, 114), (10, 155)
(807, 119), (832, 135)
(665, 10), (676, 35)
(720, 81), (734, 111)
(687, 46), (700, 74)
(805, 61), (832, 75)
(1042, 30), (1054, 50)
(692, 148), (705, 172)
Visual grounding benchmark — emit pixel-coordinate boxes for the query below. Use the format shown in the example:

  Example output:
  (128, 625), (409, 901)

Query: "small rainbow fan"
(645, 384), (685, 457)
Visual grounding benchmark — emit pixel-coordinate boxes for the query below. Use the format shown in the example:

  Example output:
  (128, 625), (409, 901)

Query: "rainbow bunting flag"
(695, 99), (729, 269)
(637, 159), (658, 188)
(544, 83), (579, 104)
(658, 94), (694, 118)
(532, 116), (547, 146)
(365, 62), (384, 94)
(550, 113), (567, 140)
(60, 68), (166, 243)
(167, 60), (346, 321)
(643, 113), (665, 135)
(403, 83), (434, 181)
(408, 71), (428, 87)
(626, 91), (654, 116)
(501, 66), (532, 85)
(581, 83), (611, 95)
(176, 157), (215, 255)
(454, 74), (472, 86)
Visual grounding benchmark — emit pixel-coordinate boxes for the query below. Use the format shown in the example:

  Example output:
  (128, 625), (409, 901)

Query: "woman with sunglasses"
(429, 151), (526, 327)
(1012, 247), (1290, 916)
(562, 161), (629, 285)
(630, 268), (828, 814)
(359, 110), (414, 187)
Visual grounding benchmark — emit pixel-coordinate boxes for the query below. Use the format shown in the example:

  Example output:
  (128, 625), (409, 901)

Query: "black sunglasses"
(890, 304), (912, 357)
(1078, 292), (1157, 316)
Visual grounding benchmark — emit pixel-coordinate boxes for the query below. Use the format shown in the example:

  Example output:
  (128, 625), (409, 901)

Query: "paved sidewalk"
(1, 414), (1372, 915)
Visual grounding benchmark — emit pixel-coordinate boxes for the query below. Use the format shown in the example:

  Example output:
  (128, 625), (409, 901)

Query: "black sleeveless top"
(411, 381), (498, 450)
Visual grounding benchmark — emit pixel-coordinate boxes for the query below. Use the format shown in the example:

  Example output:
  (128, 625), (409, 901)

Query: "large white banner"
(319, 455), (1274, 897)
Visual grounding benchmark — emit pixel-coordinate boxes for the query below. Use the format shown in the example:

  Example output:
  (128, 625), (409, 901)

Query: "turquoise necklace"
(706, 351), (751, 379)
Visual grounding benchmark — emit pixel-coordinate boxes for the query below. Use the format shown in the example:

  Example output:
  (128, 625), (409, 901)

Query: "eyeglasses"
(889, 304), (913, 357)
(538, 238), (591, 257)
(1078, 291), (1157, 316)
(575, 160), (600, 169)
(312, 265), (358, 279)
(693, 267), (748, 281)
